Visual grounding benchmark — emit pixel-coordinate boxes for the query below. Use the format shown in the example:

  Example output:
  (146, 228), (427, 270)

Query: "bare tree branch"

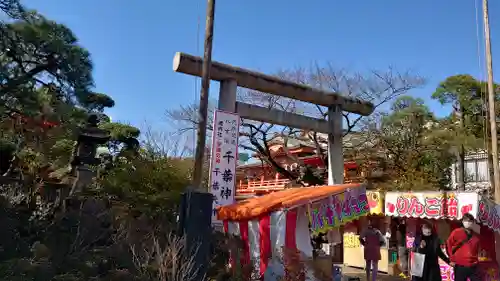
(166, 63), (425, 185)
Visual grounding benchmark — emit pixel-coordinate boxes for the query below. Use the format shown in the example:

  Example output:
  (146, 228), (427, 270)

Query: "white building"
(450, 150), (490, 190)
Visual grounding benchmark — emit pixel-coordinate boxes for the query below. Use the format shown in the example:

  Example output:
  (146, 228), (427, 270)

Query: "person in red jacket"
(446, 213), (481, 281)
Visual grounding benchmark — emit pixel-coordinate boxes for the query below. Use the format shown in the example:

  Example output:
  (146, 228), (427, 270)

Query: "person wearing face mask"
(446, 213), (481, 281)
(411, 221), (450, 281)
(359, 219), (385, 281)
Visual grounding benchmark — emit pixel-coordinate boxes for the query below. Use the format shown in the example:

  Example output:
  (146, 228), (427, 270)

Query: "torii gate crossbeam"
(173, 51), (375, 186)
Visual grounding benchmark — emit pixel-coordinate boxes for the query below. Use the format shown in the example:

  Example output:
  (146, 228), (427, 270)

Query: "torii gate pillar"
(218, 79), (237, 112)
(217, 81), (345, 186)
(328, 106), (344, 185)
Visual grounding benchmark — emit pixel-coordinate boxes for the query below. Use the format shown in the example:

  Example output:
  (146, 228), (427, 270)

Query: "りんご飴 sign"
(384, 192), (479, 220)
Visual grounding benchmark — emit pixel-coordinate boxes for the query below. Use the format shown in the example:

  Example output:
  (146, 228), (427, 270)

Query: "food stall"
(385, 191), (499, 281)
(342, 191), (393, 272)
(217, 183), (371, 281)
(478, 197), (500, 280)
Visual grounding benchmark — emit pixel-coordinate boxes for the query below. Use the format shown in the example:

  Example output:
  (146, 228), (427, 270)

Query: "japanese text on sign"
(384, 192), (479, 220)
(437, 256), (498, 281)
(343, 234), (361, 248)
(439, 257), (454, 281)
(209, 110), (240, 225)
(309, 189), (370, 234)
(406, 232), (415, 249)
(479, 199), (500, 233)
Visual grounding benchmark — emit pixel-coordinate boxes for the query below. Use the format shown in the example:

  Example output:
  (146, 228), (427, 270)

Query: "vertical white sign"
(209, 110), (240, 226)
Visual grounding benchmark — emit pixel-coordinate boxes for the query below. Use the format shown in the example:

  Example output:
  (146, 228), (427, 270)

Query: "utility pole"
(192, 0), (216, 190)
(177, 1), (216, 281)
(483, 0), (500, 202)
(456, 105), (465, 191)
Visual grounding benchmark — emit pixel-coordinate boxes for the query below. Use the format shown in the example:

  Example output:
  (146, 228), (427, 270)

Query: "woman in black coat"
(411, 222), (450, 281)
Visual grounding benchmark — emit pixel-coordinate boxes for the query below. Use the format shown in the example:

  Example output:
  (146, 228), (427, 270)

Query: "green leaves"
(433, 75), (500, 151)
(432, 75), (482, 106)
(1, 3), (95, 115)
(0, 2), (142, 174)
(99, 122), (140, 141)
(79, 92), (115, 112)
(0, 3), (199, 280)
(377, 96), (454, 191)
(99, 156), (190, 218)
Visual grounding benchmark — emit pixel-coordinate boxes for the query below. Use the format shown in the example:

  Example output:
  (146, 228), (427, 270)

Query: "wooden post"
(483, 0), (500, 267)
(180, 1), (216, 281)
(192, 0), (216, 189)
(483, 0), (500, 201)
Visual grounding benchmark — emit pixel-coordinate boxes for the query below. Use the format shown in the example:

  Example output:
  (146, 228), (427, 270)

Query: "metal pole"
(192, 0), (216, 190)
(483, 0), (500, 202)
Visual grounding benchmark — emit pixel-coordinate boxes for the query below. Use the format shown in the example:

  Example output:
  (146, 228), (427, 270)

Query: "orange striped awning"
(217, 183), (364, 221)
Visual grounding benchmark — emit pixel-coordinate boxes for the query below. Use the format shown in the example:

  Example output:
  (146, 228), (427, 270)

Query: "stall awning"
(217, 183), (363, 221)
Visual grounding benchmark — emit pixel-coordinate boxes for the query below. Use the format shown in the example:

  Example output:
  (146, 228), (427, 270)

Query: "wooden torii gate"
(173, 52), (374, 186)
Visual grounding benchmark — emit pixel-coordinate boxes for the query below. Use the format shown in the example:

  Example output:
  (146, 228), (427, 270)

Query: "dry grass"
(130, 233), (198, 281)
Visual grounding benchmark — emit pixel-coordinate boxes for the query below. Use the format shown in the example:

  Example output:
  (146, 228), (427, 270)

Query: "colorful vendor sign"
(385, 192), (479, 220)
(437, 256), (498, 281)
(478, 198), (500, 233)
(367, 191), (384, 215)
(308, 187), (369, 234)
(343, 233), (361, 248)
(405, 219), (417, 249)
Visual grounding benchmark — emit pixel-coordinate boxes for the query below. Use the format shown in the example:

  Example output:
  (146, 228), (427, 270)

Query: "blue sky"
(22, 0), (500, 131)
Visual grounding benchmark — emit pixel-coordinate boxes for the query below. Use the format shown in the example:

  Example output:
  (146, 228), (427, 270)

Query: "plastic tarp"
(217, 183), (363, 221)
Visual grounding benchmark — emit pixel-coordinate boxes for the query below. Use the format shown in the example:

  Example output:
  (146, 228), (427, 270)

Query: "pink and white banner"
(385, 192), (479, 220)
(478, 198), (500, 234)
(209, 110), (240, 226)
(224, 207), (313, 280)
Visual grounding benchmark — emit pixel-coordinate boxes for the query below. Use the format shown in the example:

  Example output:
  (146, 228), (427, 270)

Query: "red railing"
(344, 177), (364, 183)
(237, 179), (291, 194)
(236, 176), (364, 194)
(236, 176), (363, 193)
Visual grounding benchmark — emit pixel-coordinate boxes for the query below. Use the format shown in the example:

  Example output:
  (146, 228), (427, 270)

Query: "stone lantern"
(69, 114), (110, 196)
